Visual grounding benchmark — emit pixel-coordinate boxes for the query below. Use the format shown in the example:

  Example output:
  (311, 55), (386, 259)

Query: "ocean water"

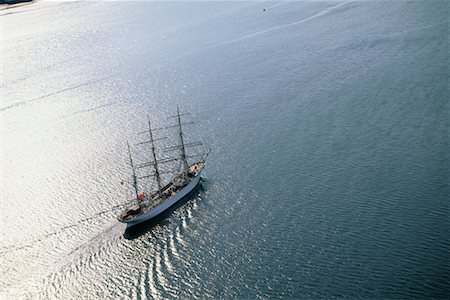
(1, 1), (449, 299)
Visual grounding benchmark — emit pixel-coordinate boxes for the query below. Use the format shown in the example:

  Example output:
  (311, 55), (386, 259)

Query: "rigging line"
(0, 200), (133, 256)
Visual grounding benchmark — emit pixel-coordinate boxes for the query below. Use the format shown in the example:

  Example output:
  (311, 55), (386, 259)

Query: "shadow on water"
(123, 183), (205, 240)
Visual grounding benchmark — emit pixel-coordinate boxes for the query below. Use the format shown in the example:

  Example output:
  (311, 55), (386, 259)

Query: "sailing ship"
(118, 107), (209, 227)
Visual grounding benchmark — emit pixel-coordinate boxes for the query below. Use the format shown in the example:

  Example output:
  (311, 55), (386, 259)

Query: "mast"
(127, 141), (140, 201)
(176, 106), (189, 172)
(147, 116), (163, 198)
(165, 107), (203, 172)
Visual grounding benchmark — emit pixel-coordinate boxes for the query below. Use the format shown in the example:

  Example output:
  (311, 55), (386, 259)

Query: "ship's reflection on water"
(124, 184), (205, 240)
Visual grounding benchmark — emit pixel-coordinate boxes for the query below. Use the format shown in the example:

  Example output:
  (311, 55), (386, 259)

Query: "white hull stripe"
(123, 172), (202, 227)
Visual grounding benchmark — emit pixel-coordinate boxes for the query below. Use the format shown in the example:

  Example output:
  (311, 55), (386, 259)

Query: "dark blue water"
(1, 1), (449, 299)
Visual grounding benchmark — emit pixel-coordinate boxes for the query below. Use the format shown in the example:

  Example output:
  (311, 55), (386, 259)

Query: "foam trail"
(208, 2), (351, 49)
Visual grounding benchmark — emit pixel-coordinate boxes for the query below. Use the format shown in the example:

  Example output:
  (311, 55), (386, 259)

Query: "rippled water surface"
(1, 1), (449, 299)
